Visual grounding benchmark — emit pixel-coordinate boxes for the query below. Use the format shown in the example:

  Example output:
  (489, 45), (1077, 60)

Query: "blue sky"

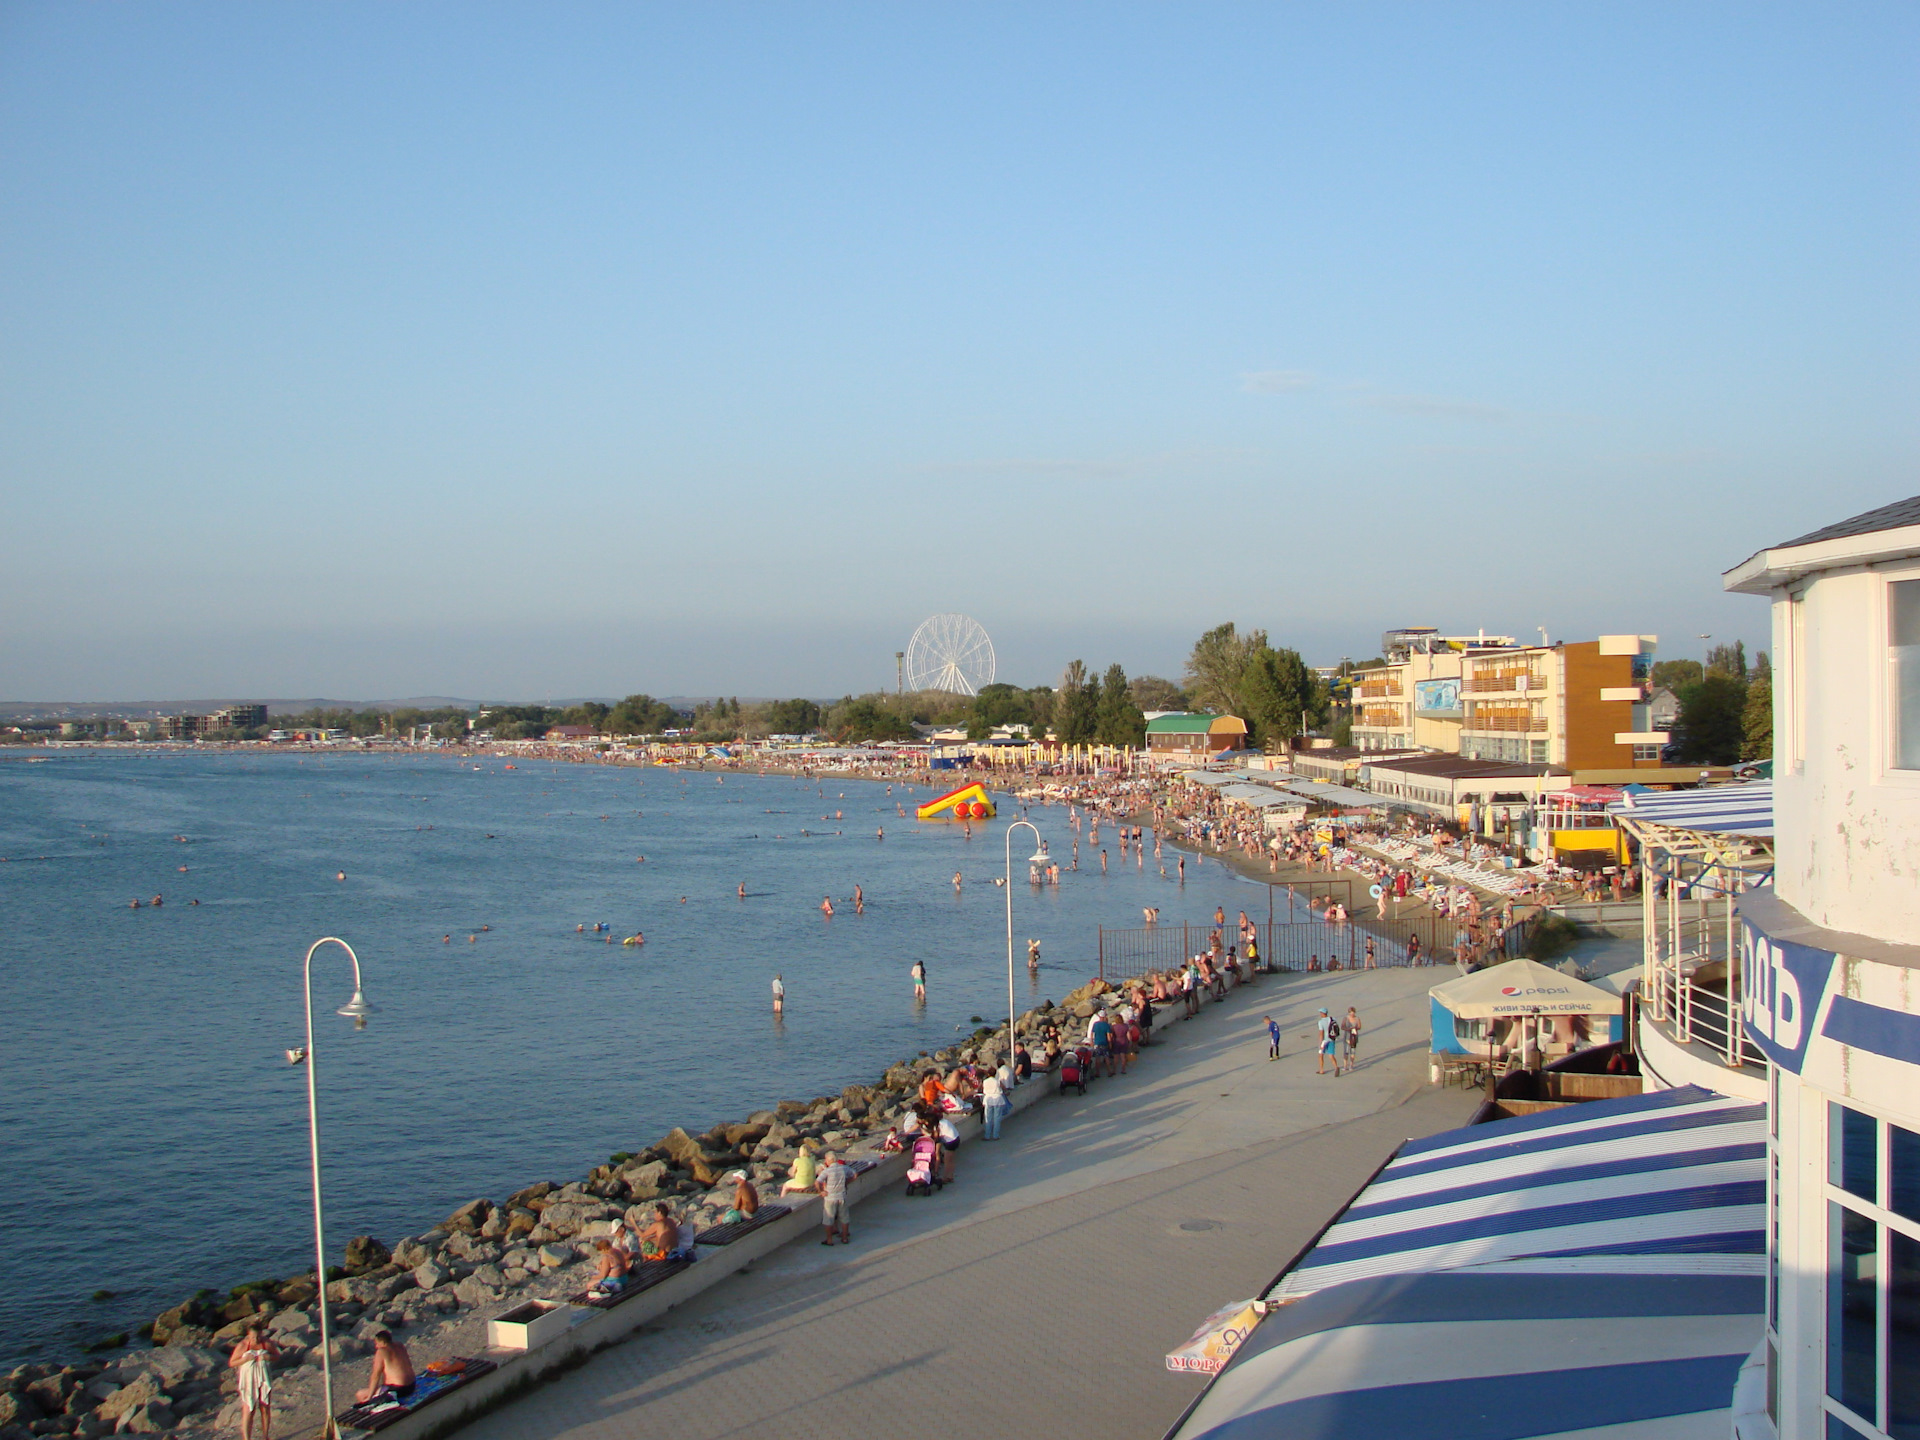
(2, 3), (1915, 699)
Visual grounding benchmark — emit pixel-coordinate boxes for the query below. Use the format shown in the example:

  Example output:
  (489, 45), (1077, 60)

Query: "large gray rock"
(323, 1336), (365, 1362)
(0, 1391), (44, 1427)
(342, 1235), (391, 1274)
(95, 1374), (164, 1426)
(452, 1276), (499, 1308)
(412, 1260), (447, 1292)
(618, 1159), (669, 1189)
(266, 1308), (310, 1333)
(124, 1345), (219, 1390)
(536, 1244), (571, 1269)
(443, 1198), (493, 1234)
(119, 1398), (176, 1432)
(469, 1264), (505, 1289)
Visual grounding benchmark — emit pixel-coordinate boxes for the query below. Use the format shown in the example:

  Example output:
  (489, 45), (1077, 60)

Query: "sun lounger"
(568, 1255), (693, 1309)
(335, 1357), (497, 1433)
(692, 1204), (792, 1246)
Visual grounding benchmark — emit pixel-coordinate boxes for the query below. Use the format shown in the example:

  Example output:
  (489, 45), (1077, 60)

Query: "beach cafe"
(1427, 958), (1622, 1075)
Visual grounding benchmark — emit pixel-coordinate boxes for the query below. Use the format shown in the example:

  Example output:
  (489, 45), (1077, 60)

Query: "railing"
(1358, 680), (1403, 698)
(1359, 706), (1405, 728)
(1096, 904), (1533, 987)
(1638, 856), (1754, 1071)
(1466, 671), (1541, 693)
(1465, 710), (1546, 733)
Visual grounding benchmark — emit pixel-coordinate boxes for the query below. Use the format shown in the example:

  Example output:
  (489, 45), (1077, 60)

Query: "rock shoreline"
(2, 980), (1131, 1439)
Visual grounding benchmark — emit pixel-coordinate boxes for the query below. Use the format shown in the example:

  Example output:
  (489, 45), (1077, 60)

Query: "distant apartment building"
(209, 704), (267, 731)
(1351, 628), (1665, 776)
(157, 714), (206, 739)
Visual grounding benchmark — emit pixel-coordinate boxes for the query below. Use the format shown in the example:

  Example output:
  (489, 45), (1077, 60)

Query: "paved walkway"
(459, 965), (1479, 1440)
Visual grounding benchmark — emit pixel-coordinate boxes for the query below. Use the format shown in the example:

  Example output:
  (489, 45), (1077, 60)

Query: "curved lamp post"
(286, 937), (376, 1438)
(1002, 820), (1048, 1082)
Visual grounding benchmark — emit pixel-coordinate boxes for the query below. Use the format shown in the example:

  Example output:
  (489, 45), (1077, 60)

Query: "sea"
(0, 748), (1279, 1366)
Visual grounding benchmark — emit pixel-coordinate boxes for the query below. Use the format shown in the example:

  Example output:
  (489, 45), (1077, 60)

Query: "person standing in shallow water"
(912, 959), (927, 1001)
(772, 974), (784, 1013)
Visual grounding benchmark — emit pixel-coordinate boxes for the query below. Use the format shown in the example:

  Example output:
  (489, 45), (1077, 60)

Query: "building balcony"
(1466, 671), (1542, 693)
(1359, 707), (1405, 728)
(1357, 680), (1403, 698)
(1466, 711), (1547, 733)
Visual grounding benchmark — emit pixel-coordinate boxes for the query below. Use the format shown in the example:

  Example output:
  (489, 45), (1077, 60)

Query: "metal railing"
(1465, 710), (1547, 733)
(1096, 908), (1532, 987)
(1466, 671), (1542, 693)
(1637, 856), (1756, 1071)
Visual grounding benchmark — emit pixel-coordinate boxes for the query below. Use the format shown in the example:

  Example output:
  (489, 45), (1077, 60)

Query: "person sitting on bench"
(353, 1331), (416, 1405)
(637, 1202), (681, 1260)
(588, 1238), (632, 1293)
(720, 1170), (759, 1224)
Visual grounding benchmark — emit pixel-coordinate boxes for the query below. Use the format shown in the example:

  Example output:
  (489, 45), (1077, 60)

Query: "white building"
(1721, 495), (1920, 1440)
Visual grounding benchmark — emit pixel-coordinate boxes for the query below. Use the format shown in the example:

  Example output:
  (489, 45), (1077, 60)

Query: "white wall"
(1773, 563), (1920, 947)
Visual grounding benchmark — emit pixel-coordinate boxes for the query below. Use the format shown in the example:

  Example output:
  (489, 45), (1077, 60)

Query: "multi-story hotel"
(1352, 627), (1669, 776)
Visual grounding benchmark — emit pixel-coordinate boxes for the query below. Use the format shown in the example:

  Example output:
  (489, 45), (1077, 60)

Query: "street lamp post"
(288, 937), (376, 1439)
(1002, 820), (1048, 1084)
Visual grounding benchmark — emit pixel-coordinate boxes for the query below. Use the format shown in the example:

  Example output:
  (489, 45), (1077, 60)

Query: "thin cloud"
(1241, 369), (1316, 394)
(1358, 392), (1512, 422)
(916, 447), (1261, 480)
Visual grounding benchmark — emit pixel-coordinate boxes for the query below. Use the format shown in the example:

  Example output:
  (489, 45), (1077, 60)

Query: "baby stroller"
(1058, 1048), (1087, 1096)
(905, 1134), (943, 1196)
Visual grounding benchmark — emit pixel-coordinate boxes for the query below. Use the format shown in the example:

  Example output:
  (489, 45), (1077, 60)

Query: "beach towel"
(569, 1256), (693, 1309)
(334, 1358), (497, 1433)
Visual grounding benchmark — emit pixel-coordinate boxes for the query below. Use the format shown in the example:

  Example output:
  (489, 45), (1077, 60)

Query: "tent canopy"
(1428, 958), (1620, 1018)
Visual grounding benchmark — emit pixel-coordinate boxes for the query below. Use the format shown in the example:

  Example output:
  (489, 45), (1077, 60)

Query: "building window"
(1633, 744), (1661, 762)
(1530, 740), (1549, 764)
(1894, 579), (1920, 771)
(1822, 1102), (1920, 1438)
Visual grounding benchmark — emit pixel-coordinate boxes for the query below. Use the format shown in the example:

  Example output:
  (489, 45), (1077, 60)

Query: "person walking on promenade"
(229, 1323), (281, 1440)
(772, 974), (785, 1013)
(912, 959), (927, 1001)
(981, 1069), (1007, 1139)
(1265, 1014), (1282, 1061)
(1342, 1006), (1363, 1072)
(1316, 1009), (1339, 1075)
(817, 1152), (851, 1245)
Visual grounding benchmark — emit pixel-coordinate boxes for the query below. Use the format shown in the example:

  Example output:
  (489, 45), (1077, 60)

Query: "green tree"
(1650, 659), (1704, 691)
(965, 684), (1035, 741)
(1673, 674), (1749, 765)
(1056, 661), (1097, 745)
(1235, 643), (1325, 750)
(1128, 674), (1190, 713)
(828, 696), (916, 742)
(605, 694), (680, 735)
(1706, 641), (1748, 681)
(1094, 664), (1146, 747)
(762, 698), (822, 735)
(1741, 674), (1774, 761)
(1184, 623), (1259, 713)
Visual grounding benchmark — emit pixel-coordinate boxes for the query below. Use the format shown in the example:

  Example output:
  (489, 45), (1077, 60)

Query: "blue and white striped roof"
(1269, 1085), (1764, 1300)
(1172, 1270), (1763, 1440)
(1606, 780), (1772, 837)
(1168, 1089), (1768, 1440)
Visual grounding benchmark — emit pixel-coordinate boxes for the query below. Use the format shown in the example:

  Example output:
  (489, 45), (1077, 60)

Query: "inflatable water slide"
(916, 782), (996, 821)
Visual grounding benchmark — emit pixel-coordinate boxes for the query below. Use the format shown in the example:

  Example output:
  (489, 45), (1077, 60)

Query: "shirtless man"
(353, 1331), (415, 1406)
(638, 1202), (680, 1259)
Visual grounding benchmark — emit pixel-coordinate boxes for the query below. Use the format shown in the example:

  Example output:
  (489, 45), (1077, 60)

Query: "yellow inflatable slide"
(917, 782), (995, 821)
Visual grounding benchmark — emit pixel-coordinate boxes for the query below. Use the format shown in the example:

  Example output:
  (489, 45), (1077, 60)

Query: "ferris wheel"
(904, 614), (996, 696)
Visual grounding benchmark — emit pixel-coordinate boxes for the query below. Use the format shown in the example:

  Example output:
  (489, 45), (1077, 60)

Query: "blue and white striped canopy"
(1172, 1270), (1763, 1440)
(1170, 1088), (1767, 1440)
(1270, 1085), (1764, 1300)
(1606, 780), (1772, 837)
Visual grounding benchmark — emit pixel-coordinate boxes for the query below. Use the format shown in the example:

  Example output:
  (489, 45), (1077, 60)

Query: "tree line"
(1652, 642), (1772, 766)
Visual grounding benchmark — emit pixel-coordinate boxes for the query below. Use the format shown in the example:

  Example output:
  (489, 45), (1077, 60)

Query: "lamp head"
(337, 990), (377, 1025)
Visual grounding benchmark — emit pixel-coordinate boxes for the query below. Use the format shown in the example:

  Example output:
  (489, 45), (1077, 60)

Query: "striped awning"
(1606, 781), (1772, 837)
(1171, 1270), (1763, 1440)
(1168, 1088), (1767, 1440)
(1270, 1086), (1765, 1301)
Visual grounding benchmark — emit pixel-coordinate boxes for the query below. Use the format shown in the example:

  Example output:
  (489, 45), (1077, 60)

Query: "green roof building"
(1144, 712), (1250, 755)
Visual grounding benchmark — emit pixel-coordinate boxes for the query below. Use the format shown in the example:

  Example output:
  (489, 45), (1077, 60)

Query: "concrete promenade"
(457, 965), (1479, 1440)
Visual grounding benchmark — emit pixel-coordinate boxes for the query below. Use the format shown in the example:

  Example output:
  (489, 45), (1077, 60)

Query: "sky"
(2, 3), (1916, 701)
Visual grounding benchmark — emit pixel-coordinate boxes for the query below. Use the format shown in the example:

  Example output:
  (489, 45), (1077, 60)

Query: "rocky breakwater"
(5, 982), (1130, 1439)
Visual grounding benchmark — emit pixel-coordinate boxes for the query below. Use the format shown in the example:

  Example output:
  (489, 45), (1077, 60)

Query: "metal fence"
(1096, 909), (1533, 987)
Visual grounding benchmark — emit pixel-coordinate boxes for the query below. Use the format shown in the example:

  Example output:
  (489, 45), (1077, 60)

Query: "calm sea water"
(0, 750), (1274, 1365)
